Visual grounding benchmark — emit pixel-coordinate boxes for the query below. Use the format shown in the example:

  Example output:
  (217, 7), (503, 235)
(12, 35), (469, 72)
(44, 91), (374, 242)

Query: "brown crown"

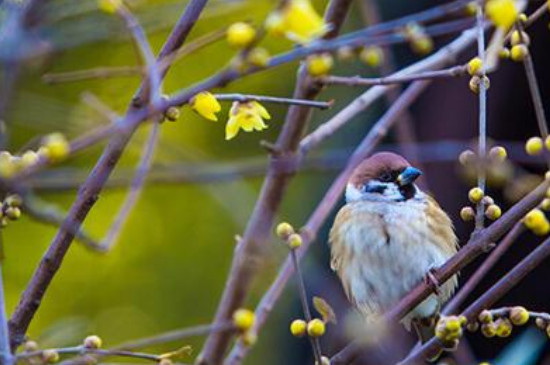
(349, 152), (411, 187)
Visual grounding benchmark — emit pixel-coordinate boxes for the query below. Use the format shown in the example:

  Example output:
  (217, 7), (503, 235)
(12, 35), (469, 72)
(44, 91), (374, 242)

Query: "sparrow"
(329, 152), (458, 344)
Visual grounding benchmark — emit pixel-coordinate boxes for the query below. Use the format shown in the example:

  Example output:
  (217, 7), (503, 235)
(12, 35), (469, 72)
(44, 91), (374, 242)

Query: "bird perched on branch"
(329, 152), (458, 348)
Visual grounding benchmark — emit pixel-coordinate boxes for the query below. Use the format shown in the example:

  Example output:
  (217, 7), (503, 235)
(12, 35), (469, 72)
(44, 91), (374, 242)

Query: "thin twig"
(42, 67), (142, 84)
(16, 346), (161, 362)
(290, 249), (323, 363)
(97, 119), (161, 252)
(0, 262), (13, 365)
(319, 66), (467, 86)
(214, 94), (332, 109)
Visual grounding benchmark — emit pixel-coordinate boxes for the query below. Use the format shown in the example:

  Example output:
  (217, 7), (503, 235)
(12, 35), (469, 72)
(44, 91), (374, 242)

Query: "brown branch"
(197, 1), (354, 363)
(7, 0), (210, 350)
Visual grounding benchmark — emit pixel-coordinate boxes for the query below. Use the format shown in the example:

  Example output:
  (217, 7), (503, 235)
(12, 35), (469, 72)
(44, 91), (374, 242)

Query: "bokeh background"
(1, 0), (550, 364)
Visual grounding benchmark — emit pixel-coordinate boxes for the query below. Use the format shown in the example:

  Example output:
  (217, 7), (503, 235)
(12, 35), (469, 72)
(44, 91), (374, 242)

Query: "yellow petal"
(251, 101), (271, 120)
(225, 117), (240, 140)
(283, 0), (328, 44)
(191, 91), (221, 121)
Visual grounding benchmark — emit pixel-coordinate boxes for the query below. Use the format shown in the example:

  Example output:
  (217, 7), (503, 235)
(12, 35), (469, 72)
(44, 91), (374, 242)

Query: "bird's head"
(346, 152), (423, 203)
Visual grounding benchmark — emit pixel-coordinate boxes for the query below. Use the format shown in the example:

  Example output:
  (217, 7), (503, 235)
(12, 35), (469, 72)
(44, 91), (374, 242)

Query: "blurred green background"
(1, 0), (381, 363)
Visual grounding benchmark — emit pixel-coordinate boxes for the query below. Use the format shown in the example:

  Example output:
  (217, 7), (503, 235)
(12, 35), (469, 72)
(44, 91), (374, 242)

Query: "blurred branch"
(97, 119), (161, 252)
(7, 0), (210, 350)
(0, 261), (13, 365)
(22, 194), (101, 251)
(398, 235), (550, 365)
(16, 346), (163, 363)
(42, 67), (142, 84)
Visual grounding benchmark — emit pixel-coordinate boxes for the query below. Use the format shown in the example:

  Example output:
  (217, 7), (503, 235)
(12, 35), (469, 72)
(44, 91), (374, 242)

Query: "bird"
(329, 152), (458, 345)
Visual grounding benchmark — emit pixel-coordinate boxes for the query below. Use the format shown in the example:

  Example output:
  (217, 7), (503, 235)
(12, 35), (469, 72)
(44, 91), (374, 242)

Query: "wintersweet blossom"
(266, 0), (329, 44)
(225, 101), (270, 140)
(485, 0), (518, 29)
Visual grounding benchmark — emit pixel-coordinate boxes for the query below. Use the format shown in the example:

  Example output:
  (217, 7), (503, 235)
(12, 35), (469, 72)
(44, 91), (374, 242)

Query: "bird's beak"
(397, 166), (422, 186)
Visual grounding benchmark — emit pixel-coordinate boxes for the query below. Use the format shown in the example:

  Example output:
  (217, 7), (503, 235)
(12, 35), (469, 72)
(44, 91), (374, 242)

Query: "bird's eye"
(379, 172), (393, 182)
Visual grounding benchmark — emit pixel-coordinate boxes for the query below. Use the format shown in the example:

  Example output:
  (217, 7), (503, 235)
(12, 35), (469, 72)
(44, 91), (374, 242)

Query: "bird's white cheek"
(345, 183), (363, 203)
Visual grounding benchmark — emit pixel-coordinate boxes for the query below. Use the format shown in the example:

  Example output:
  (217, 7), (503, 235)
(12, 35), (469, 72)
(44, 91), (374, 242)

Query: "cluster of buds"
(475, 307), (530, 338)
(403, 23), (434, 55)
(524, 136), (550, 156)
(0, 194), (22, 228)
(0, 132), (71, 178)
(275, 222), (302, 249)
(233, 308), (257, 346)
(459, 144), (510, 186)
(435, 315), (466, 348)
(524, 208), (550, 236)
(468, 74), (490, 94)
(509, 29), (530, 62)
(290, 318), (326, 338)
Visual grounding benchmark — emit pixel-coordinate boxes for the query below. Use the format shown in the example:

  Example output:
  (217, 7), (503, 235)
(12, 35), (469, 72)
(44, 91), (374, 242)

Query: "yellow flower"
(267, 0), (329, 44)
(525, 136), (543, 155)
(190, 92), (221, 121)
(485, 0), (518, 29)
(290, 319), (307, 337)
(226, 101), (270, 140)
(98, 0), (122, 14)
(307, 318), (326, 337)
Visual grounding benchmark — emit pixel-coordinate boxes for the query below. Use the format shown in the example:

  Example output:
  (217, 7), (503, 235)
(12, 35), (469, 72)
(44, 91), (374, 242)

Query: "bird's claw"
(424, 268), (441, 296)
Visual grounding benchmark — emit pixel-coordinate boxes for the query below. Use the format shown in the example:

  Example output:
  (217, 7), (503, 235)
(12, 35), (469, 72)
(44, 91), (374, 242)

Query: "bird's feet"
(424, 268), (441, 296)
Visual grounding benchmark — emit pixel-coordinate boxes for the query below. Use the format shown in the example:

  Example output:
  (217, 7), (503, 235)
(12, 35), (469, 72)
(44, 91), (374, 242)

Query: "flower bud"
(511, 44), (528, 61)
(24, 340), (39, 352)
(290, 319), (307, 337)
(164, 107), (180, 122)
(276, 222), (294, 239)
(489, 146), (507, 162)
(247, 48), (271, 68)
(227, 22), (256, 48)
(460, 206), (476, 222)
(359, 46), (384, 68)
(468, 187), (484, 204)
(495, 318), (512, 337)
(42, 349), (60, 363)
(287, 233), (303, 249)
(233, 309), (255, 331)
(485, 204), (502, 220)
(478, 310), (493, 323)
(481, 322), (496, 337)
(467, 57), (483, 76)
(509, 306), (529, 326)
(306, 53), (334, 76)
(307, 318), (326, 337)
(84, 335), (102, 349)
(510, 30), (530, 46)
(525, 137), (543, 155)
(242, 331), (257, 346)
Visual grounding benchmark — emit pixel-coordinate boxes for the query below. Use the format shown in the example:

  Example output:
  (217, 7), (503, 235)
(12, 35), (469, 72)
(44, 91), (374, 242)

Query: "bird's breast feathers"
(329, 196), (458, 323)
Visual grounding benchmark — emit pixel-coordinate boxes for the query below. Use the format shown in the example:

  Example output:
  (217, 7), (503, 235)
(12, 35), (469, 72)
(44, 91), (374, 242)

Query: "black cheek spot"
(399, 184), (416, 200)
(364, 184), (387, 194)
